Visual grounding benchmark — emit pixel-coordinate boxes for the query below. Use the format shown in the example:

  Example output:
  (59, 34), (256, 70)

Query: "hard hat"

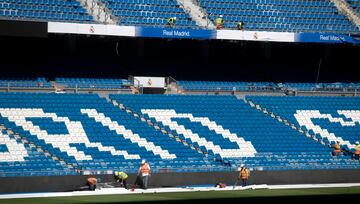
(220, 15), (223, 18)
(240, 164), (244, 168)
(174, 17), (176, 20)
(114, 171), (118, 175)
(141, 159), (146, 164)
(356, 141), (359, 145)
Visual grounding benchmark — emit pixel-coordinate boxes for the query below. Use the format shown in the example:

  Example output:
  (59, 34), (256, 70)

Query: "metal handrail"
(180, 84), (360, 94)
(0, 170), (78, 176)
(78, 166), (236, 175)
(0, 81), (135, 93)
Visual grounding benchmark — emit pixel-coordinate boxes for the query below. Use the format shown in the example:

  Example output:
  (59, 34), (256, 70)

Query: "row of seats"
(0, 77), (53, 88)
(178, 80), (360, 92)
(347, 0), (360, 13)
(0, 77), (133, 90)
(55, 77), (131, 89)
(205, 3), (338, 13)
(207, 0), (332, 6)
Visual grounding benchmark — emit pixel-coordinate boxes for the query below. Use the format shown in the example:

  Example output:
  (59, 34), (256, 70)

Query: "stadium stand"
(246, 95), (360, 150)
(1, 78), (359, 93)
(178, 80), (360, 92)
(0, 0), (93, 23)
(110, 94), (359, 171)
(0, 92), (359, 177)
(199, 0), (359, 33)
(0, 92), (220, 177)
(0, 77), (53, 89)
(55, 77), (132, 89)
(100, 0), (198, 28)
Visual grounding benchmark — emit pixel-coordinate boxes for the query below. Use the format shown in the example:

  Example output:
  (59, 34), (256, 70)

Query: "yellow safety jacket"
(118, 171), (128, 179)
(216, 18), (223, 25)
(355, 144), (360, 154)
(168, 18), (176, 24)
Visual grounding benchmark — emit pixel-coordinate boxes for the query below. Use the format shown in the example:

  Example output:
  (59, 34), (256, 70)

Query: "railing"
(178, 0), (211, 29)
(180, 84), (360, 96)
(166, 76), (177, 86)
(0, 81), (133, 93)
(0, 81), (55, 92)
(50, 163), (348, 176)
(78, 166), (236, 175)
(128, 75), (143, 94)
(1, 162), (357, 178)
(0, 170), (78, 177)
(180, 85), (284, 93)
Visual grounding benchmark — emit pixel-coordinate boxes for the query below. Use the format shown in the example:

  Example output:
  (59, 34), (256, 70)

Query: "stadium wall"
(1, 170), (360, 193)
(49, 22), (360, 44)
(0, 20), (47, 38)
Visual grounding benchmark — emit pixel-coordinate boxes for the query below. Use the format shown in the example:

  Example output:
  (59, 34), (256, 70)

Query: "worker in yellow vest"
(138, 159), (151, 189)
(167, 17), (177, 28)
(114, 171), (129, 189)
(237, 21), (244, 30)
(216, 15), (223, 30)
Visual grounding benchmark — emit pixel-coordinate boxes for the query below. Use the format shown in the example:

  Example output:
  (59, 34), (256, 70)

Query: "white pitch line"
(1, 183), (360, 199)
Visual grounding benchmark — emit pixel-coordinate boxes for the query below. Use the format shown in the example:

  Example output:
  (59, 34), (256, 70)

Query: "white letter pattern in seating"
(0, 131), (29, 162)
(0, 108), (140, 161)
(80, 109), (176, 159)
(294, 110), (360, 148)
(141, 109), (257, 158)
(2, 108), (358, 162)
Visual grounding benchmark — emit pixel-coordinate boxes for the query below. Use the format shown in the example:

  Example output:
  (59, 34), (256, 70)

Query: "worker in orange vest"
(138, 159), (151, 189)
(353, 141), (360, 160)
(233, 164), (250, 188)
(332, 141), (342, 156)
(87, 175), (97, 191)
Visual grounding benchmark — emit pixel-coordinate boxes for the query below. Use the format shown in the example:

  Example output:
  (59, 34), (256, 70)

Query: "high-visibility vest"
(118, 171), (128, 179)
(216, 18), (223, 25)
(140, 163), (150, 174)
(240, 168), (249, 179)
(334, 143), (341, 153)
(355, 144), (360, 154)
(87, 177), (97, 185)
(168, 18), (175, 24)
